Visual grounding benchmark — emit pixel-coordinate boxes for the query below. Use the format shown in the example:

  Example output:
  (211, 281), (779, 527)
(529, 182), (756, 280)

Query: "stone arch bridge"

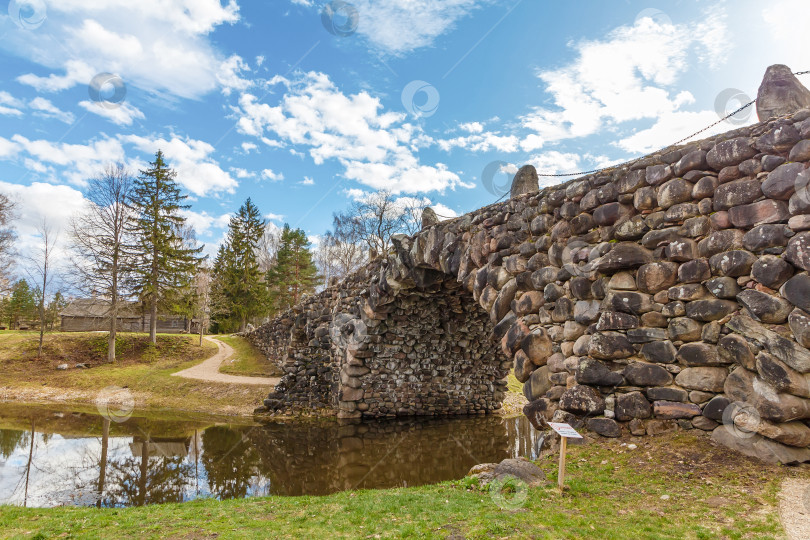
(249, 65), (810, 462)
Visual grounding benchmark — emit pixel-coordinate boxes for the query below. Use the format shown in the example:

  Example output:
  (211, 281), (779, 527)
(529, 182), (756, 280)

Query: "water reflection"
(0, 405), (539, 508)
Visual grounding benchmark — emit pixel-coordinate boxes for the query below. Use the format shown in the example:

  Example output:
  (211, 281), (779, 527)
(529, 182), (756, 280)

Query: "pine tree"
(7, 279), (36, 329)
(126, 150), (203, 343)
(266, 225), (320, 313)
(211, 199), (269, 332)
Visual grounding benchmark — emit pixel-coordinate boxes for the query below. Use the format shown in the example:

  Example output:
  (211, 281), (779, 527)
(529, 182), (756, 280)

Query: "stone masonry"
(250, 66), (810, 463)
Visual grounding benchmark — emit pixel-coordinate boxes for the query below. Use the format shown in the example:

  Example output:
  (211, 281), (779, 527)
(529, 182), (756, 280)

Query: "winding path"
(779, 478), (810, 539)
(171, 336), (280, 386)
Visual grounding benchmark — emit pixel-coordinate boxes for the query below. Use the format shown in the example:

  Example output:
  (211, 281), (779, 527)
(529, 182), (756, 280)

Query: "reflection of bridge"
(249, 416), (538, 496)
(250, 66), (810, 462)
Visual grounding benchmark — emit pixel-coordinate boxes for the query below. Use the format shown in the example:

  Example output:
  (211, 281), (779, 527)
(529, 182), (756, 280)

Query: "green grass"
(216, 334), (283, 377)
(0, 431), (794, 539)
(0, 332), (272, 416)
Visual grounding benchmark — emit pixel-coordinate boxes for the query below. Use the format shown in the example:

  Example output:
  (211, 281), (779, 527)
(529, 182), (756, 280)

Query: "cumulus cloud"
(28, 97), (75, 124)
(519, 9), (730, 150)
(78, 100), (145, 126)
(123, 135), (238, 196)
(261, 169), (284, 182)
(8, 1), (241, 99)
(0, 180), (88, 268)
(237, 71), (470, 194)
(337, 0), (490, 55)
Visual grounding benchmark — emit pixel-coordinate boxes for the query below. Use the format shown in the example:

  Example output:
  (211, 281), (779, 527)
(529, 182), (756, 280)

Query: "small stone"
(707, 137), (758, 170)
(737, 289), (793, 324)
(559, 385), (606, 416)
(709, 250), (757, 277)
(705, 277), (741, 299)
(615, 391), (652, 421)
(56, 364), (69, 370)
(761, 162), (805, 200)
(623, 362), (674, 386)
(675, 367), (728, 392)
(668, 317), (704, 342)
(728, 200), (791, 229)
(677, 259), (711, 284)
(653, 400), (702, 419)
(587, 417), (621, 438)
(641, 340), (677, 364)
(677, 342), (726, 366)
(789, 309), (810, 348)
(751, 255), (794, 289)
(684, 299), (739, 322)
(647, 387), (688, 402)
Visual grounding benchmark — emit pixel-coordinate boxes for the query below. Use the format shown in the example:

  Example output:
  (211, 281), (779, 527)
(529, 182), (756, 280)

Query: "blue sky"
(0, 0), (808, 264)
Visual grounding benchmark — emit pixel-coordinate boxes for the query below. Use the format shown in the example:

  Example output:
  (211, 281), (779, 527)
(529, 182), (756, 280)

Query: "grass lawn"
(0, 430), (797, 539)
(0, 331), (270, 416)
(216, 334), (283, 378)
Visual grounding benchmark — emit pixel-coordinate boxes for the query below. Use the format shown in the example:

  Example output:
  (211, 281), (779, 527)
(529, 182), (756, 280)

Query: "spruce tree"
(127, 150), (203, 343)
(8, 279), (36, 329)
(211, 198), (268, 331)
(266, 225), (320, 313)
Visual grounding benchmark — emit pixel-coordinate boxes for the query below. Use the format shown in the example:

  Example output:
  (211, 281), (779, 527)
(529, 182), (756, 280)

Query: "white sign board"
(547, 422), (583, 439)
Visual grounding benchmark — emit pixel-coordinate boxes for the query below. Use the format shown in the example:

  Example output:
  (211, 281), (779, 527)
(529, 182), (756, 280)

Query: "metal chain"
(431, 70), (810, 217)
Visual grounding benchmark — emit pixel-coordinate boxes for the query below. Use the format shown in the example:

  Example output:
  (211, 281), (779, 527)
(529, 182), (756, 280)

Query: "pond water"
(0, 404), (540, 508)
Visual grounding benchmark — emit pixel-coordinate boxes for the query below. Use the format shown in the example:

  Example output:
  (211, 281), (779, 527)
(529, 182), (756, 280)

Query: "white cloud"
(300, 176), (315, 185)
(520, 9), (730, 149)
(0, 91), (24, 117)
(237, 71), (469, 194)
(261, 169), (284, 182)
(616, 109), (732, 154)
(29, 97), (75, 124)
(231, 168), (255, 179)
(241, 142), (258, 153)
(8, 1), (241, 99)
(10, 135), (126, 186)
(265, 212), (284, 221)
(438, 131), (519, 153)
(16, 60), (96, 93)
(217, 54), (252, 96)
(123, 134), (238, 196)
(78, 100), (145, 126)
(459, 121), (484, 133)
(0, 180), (87, 267)
(178, 209), (232, 237)
(348, 0), (490, 55)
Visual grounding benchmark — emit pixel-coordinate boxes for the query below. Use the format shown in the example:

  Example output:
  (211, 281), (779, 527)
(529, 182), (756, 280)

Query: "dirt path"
(779, 477), (810, 539)
(171, 337), (280, 386)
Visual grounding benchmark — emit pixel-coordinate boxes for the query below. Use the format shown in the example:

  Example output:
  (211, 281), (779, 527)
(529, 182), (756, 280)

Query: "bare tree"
(256, 223), (281, 273)
(0, 193), (16, 293)
(314, 229), (367, 285)
(331, 190), (428, 256)
(27, 220), (59, 358)
(194, 265), (212, 346)
(70, 164), (135, 362)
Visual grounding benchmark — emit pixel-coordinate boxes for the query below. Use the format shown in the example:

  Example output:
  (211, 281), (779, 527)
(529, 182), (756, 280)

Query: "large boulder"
(510, 165), (539, 199)
(756, 64), (810, 121)
(711, 425), (810, 464)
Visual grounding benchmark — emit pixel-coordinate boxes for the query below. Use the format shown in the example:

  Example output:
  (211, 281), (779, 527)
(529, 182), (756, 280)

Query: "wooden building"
(59, 299), (189, 333)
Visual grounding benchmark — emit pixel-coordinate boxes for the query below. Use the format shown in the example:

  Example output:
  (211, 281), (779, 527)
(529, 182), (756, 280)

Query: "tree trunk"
(97, 417), (109, 507)
(109, 251), (118, 363)
(137, 438), (148, 506)
(149, 299), (157, 344)
(24, 419), (34, 507)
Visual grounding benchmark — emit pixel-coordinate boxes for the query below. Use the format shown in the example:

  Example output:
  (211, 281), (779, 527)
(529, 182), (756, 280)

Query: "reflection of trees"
(0, 429), (27, 459)
(201, 427), (264, 500)
(103, 437), (192, 507)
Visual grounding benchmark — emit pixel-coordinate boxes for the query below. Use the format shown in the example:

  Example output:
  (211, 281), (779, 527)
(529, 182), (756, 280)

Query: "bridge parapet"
(250, 71), (810, 462)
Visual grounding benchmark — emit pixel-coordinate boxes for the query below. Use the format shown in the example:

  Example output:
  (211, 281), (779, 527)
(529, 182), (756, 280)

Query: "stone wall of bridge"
(249, 68), (810, 463)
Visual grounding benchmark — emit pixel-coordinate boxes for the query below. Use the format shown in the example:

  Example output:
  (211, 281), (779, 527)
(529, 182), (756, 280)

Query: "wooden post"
(557, 436), (568, 490)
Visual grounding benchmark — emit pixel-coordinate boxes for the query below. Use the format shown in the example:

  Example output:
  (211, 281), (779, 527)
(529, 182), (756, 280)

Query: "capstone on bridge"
(249, 65), (810, 463)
